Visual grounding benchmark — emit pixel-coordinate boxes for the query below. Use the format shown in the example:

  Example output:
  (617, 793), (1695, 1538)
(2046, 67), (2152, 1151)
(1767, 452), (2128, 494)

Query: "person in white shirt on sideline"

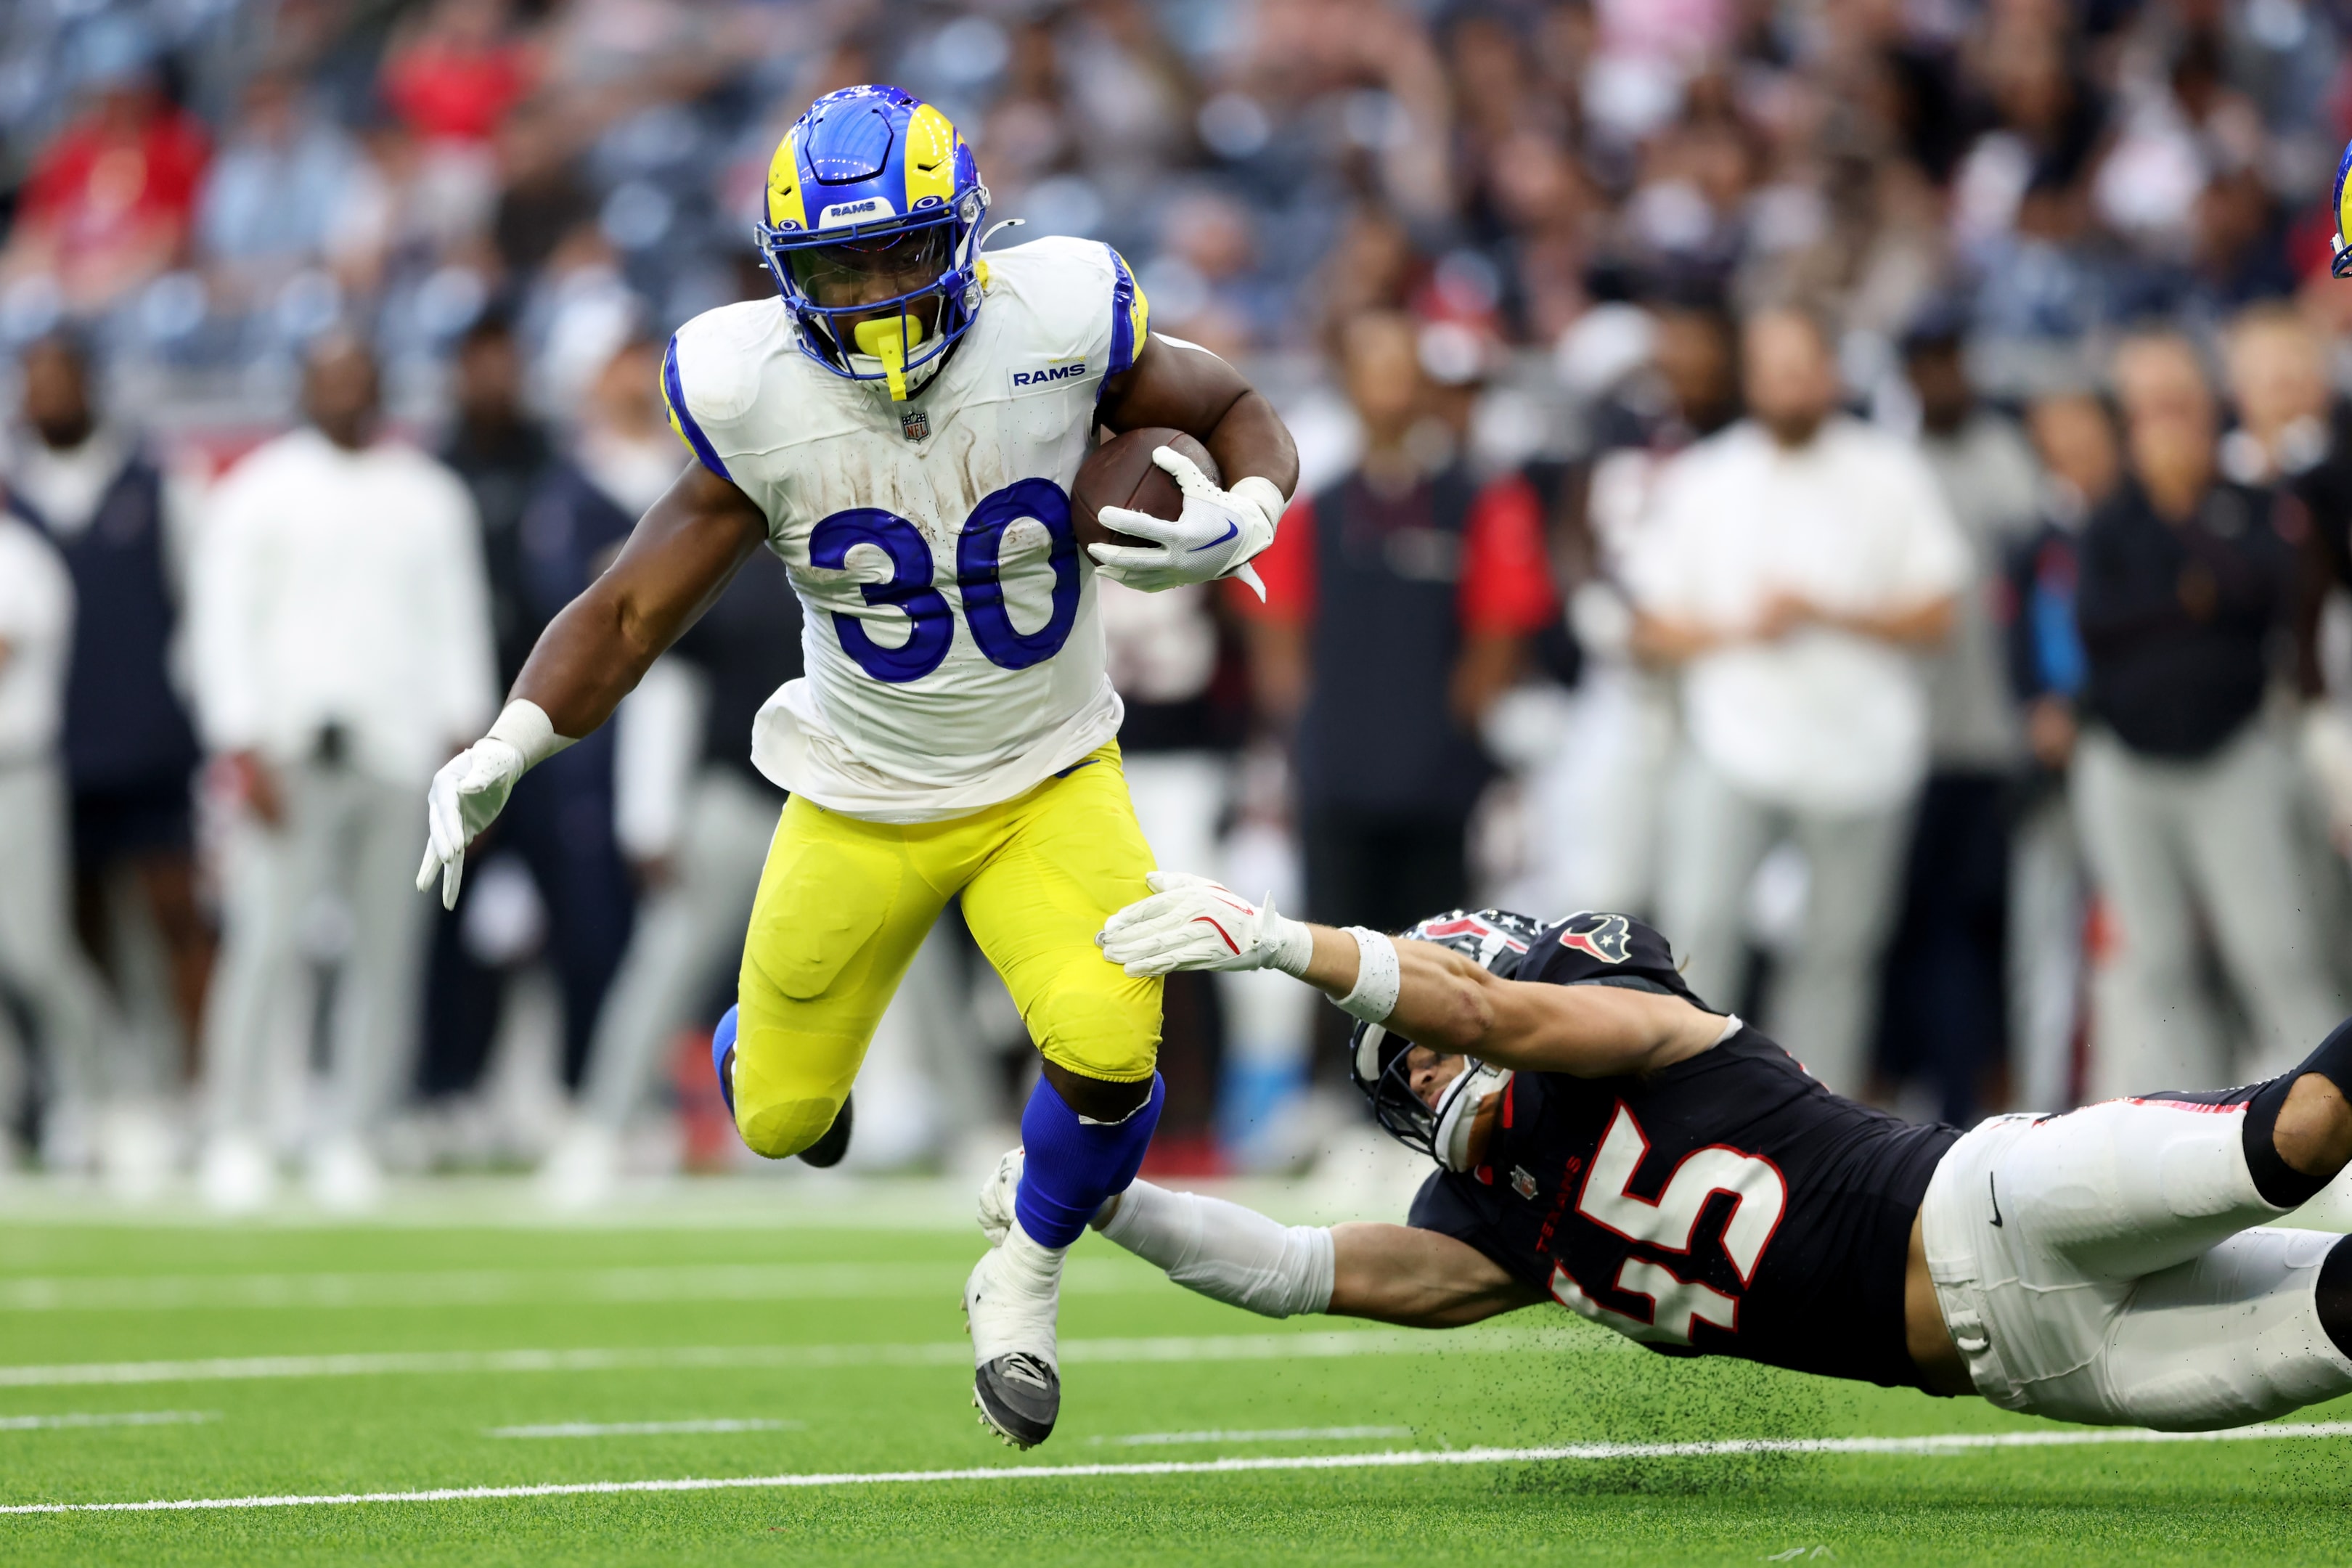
(187, 332), (497, 1212)
(1625, 306), (1966, 1095)
(0, 510), (110, 1168)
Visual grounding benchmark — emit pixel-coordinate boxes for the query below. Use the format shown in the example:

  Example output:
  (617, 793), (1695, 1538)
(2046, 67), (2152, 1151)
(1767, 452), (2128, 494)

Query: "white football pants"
(0, 762), (110, 1133)
(203, 762), (426, 1148)
(2073, 724), (2345, 1091)
(1655, 751), (1911, 1095)
(575, 768), (776, 1133)
(1921, 1098), (2352, 1431)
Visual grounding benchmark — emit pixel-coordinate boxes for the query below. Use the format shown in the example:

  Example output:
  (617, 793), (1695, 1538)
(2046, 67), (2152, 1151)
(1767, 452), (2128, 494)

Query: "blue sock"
(1014, 1074), (1164, 1249)
(711, 1005), (740, 1117)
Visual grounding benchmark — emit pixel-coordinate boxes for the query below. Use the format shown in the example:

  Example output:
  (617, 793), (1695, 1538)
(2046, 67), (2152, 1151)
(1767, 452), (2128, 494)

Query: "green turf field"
(0, 1180), (2346, 1566)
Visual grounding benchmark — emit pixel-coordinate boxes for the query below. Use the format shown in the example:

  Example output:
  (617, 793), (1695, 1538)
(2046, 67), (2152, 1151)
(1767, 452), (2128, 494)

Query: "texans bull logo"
(1557, 911), (1633, 965)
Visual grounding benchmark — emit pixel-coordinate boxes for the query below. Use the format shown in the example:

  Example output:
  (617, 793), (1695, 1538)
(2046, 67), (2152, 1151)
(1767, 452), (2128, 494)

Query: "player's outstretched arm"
(1315, 927), (1724, 1079)
(1098, 873), (1722, 1077)
(1088, 332), (1299, 594)
(978, 1150), (1538, 1328)
(1327, 1221), (1547, 1328)
(416, 466), (767, 907)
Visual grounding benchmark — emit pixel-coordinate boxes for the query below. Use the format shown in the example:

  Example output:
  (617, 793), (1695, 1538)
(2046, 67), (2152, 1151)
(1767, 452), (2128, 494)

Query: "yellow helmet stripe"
(902, 103), (960, 210)
(765, 126), (808, 230)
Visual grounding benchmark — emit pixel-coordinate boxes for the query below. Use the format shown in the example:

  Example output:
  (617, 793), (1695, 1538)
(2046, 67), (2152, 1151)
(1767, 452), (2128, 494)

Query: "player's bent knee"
(726, 1010), (865, 1159)
(1033, 979), (1161, 1084)
(738, 1093), (844, 1161)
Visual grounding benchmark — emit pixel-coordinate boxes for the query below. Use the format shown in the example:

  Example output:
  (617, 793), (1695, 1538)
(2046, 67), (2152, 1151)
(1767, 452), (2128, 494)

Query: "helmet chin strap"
(1433, 1064), (1511, 1172)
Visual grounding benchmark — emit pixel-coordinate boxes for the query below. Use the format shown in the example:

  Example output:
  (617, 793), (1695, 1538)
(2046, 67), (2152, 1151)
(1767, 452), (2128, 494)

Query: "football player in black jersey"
(985, 873), (2352, 1432)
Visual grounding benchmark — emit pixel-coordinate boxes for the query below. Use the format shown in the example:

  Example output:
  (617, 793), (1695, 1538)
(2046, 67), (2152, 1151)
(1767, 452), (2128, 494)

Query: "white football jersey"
(663, 236), (1151, 822)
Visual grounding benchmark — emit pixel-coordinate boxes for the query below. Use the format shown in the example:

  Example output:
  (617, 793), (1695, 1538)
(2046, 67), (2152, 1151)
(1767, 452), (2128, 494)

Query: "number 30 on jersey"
(811, 478), (1079, 682)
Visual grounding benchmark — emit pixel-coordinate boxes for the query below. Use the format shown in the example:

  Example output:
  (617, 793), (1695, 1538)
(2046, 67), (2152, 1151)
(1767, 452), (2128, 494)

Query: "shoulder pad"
(668, 300), (789, 429)
(665, 301), (788, 481)
(976, 237), (1146, 375)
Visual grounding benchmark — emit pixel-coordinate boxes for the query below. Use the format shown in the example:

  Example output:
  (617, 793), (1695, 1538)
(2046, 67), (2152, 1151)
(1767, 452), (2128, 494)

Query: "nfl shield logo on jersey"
(1557, 912), (1634, 965)
(901, 408), (930, 443)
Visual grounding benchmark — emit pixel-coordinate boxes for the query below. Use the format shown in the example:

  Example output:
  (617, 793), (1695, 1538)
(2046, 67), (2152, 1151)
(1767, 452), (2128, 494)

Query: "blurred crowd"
(9, 0), (2352, 1206)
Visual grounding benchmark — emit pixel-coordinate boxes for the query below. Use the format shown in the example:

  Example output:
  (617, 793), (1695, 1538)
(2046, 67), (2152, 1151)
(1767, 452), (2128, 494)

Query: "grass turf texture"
(0, 1184), (2346, 1565)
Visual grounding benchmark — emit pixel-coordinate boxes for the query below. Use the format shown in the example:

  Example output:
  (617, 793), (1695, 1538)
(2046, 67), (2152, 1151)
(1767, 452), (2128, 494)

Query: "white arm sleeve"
(1098, 1180), (1335, 1319)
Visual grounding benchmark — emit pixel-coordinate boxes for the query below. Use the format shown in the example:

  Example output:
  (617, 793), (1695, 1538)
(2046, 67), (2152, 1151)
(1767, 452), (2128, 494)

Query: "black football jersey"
(1409, 930), (1959, 1391)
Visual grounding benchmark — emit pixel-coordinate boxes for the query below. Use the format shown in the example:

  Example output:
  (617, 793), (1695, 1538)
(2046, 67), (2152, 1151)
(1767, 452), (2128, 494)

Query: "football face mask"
(1355, 1026), (1509, 1172)
(783, 226), (953, 313)
(1347, 908), (1545, 1172)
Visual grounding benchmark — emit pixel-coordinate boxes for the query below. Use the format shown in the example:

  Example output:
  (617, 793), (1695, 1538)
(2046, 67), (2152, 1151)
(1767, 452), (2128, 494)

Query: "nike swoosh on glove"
(1096, 870), (1315, 977)
(1088, 449), (1279, 597)
(414, 738), (528, 910)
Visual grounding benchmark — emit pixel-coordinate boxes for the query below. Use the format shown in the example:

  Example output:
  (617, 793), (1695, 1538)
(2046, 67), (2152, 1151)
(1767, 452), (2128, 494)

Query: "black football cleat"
(973, 1352), (1059, 1450)
(796, 1093), (854, 1169)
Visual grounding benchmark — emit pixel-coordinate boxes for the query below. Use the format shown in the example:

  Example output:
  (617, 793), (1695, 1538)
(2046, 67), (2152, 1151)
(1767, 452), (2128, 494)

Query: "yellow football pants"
(731, 743), (1162, 1159)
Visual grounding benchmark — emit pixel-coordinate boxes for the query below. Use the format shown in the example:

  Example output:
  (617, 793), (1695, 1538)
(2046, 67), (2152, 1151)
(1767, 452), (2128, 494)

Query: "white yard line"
(0, 1259), (1153, 1312)
(1090, 1426), (1413, 1446)
(0, 1411), (216, 1432)
(4, 1423), (2349, 1516)
(487, 1419), (801, 1439)
(0, 1326), (1588, 1389)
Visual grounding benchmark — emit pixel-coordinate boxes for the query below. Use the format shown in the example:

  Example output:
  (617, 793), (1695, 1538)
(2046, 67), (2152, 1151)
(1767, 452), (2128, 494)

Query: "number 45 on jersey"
(1548, 1104), (1789, 1346)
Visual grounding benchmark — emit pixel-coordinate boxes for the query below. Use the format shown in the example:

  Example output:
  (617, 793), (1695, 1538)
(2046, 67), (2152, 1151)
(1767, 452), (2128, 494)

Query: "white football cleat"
(306, 1139), (383, 1214)
(536, 1122), (621, 1212)
(97, 1102), (175, 1204)
(197, 1133), (274, 1215)
(963, 1214), (1063, 1449)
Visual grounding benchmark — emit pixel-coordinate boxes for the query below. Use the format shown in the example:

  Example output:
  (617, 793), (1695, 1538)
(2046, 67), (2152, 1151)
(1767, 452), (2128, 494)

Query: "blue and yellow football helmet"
(2332, 136), (2352, 278)
(756, 85), (989, 399)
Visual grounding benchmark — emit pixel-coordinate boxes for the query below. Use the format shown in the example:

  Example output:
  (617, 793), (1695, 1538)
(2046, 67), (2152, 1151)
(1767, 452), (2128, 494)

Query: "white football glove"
(415, 701), (568, 910)
(1089, 449), (1281, 597)
(977, 1146), (1024, 1246)
(1097, 870), (1315, 978)
(978, 1146), (1119, 1244)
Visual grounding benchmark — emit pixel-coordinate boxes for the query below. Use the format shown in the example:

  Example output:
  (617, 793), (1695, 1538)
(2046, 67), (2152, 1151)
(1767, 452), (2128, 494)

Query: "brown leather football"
(1071, 427), (1220, 552)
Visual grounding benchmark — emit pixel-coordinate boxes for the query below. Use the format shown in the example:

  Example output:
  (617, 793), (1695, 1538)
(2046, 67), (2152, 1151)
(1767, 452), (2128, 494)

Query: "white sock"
(970, 1217), (1066, 1371)
(1000, 1217), (1066, 1293)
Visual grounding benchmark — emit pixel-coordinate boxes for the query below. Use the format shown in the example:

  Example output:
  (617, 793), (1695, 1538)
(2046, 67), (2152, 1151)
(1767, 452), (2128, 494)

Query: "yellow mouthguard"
(852, 316), (926, 402)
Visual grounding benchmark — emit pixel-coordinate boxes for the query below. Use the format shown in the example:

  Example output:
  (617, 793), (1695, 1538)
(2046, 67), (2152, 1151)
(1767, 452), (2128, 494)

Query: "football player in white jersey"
(415, 86), (1299, 1448)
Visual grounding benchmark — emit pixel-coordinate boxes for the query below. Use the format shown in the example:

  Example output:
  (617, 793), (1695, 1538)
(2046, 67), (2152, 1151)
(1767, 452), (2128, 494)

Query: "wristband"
(1336, 927), (1400, 1023)
(1229, 476), (1288, 542)
(484, 699), (576, 770)
(1265, 899), (1315, 977)
(1222, 477), (1288, 604)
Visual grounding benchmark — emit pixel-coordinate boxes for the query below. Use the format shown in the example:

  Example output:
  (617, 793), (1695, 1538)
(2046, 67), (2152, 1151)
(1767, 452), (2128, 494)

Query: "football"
(1070, 426), (1220, 553)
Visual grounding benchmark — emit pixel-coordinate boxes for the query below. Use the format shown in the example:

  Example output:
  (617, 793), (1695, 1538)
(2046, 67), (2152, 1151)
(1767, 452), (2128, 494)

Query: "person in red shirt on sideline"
(1233, 309), (1559, 947)
(3, 54), (209, 314)
(381, 0), (536, 147)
